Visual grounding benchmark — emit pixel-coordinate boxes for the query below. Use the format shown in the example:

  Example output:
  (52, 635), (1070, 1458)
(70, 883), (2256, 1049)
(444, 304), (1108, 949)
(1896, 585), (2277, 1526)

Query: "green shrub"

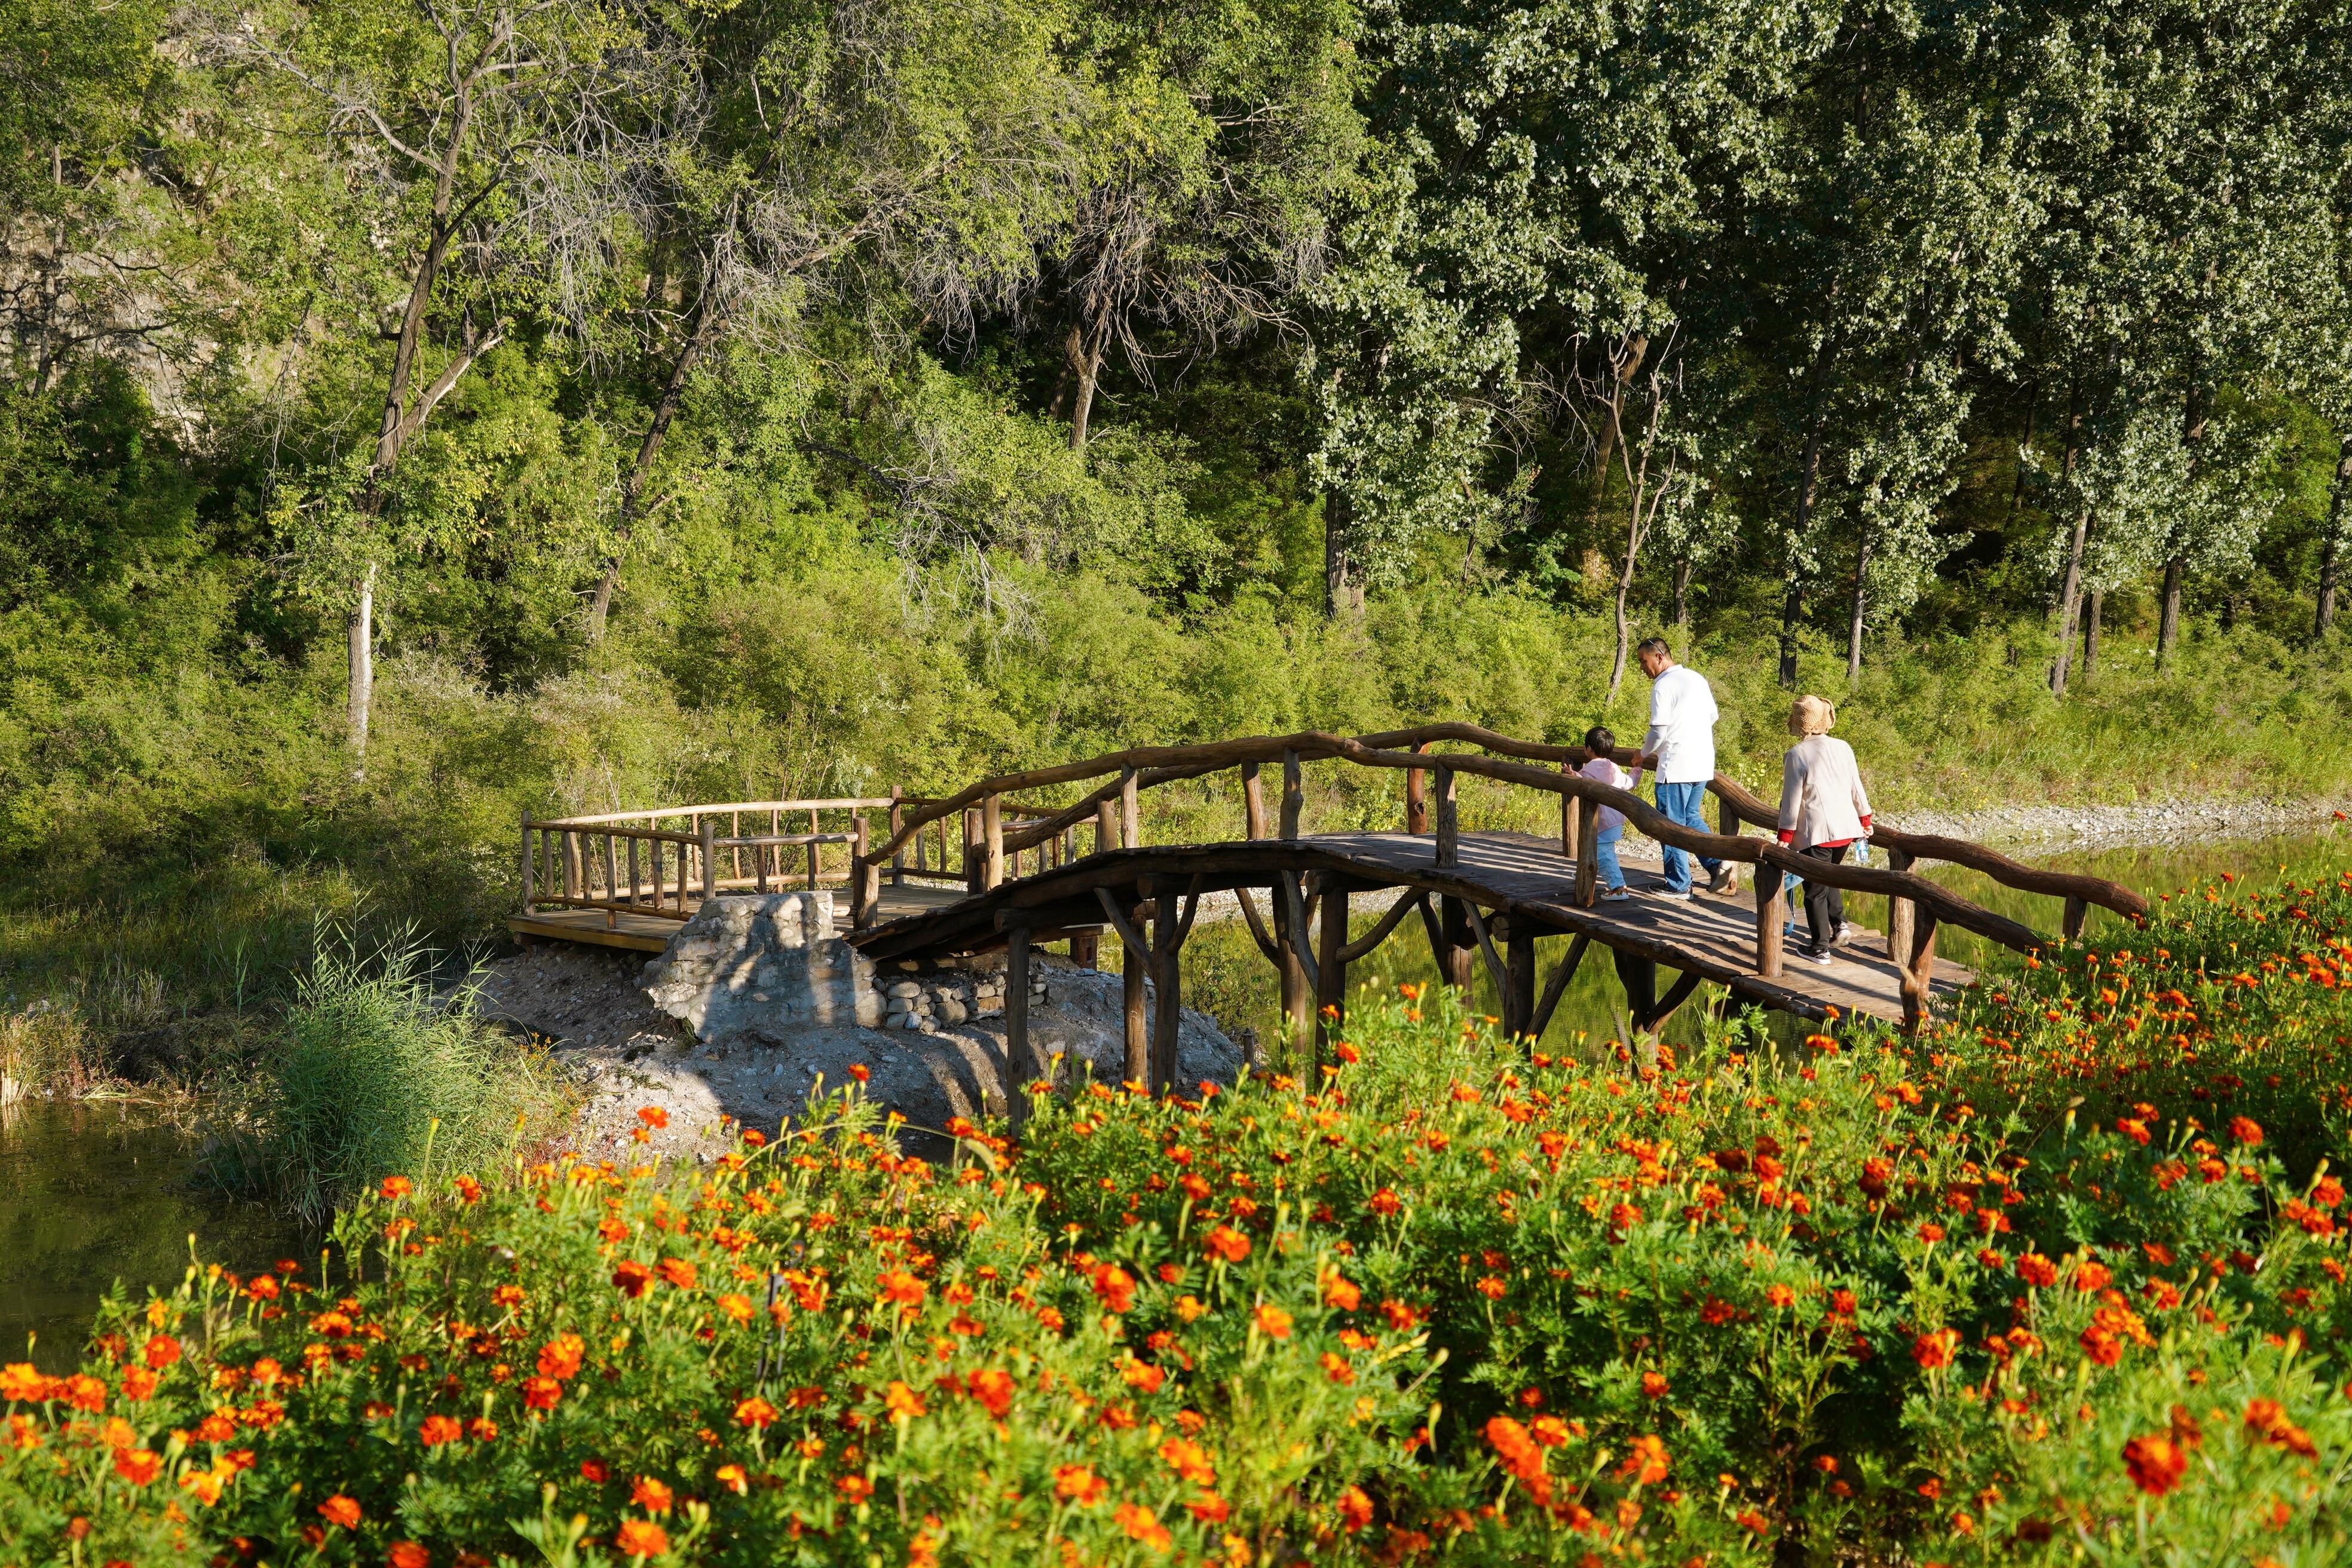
(221, 933), (569, 1224)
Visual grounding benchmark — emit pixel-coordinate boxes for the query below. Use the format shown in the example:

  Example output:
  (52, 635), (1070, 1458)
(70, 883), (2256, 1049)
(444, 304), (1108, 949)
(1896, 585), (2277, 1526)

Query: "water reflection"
(0, 1098), (310, 1372)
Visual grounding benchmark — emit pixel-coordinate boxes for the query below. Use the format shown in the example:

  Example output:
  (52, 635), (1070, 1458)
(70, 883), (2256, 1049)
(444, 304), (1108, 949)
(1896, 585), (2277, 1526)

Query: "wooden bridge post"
(1885, 847), (1915, 973)
(1121, 891), (1150, 1087)
(1434, 766), (1459, 867)
(1435, 896), (1475, 994)
(1004, 921), (1036, 1129)
(1120, 770), (1140, 849)
(1242, 761), (1266, 840)
(887, 788), (905, 884)
(1560, 765), (1581, 859)
(1575, 794), (1601, 907)
(2062, 893), (2087, 942)
(520, 814), (535, 912)
(698, 819), (717, 904)
(1753, 862), (1785, 979)
(1506, 924), (1536, 1039)
(1315, 884), (1349, 1077)
(1406, 743), (1429, 834)
(1279, 749), (1304, 839)
(1713, 789), (1740, 894)
(1900, 908), (1941, 1033)
(982, 794), (1005, 889)
(1278, 876), (1313, 1070)
(564, 829), (583, 902)
(963, 806), (982, 893)
(1096, 797), (1119, 854)
(1153, 886), (1184, 1094)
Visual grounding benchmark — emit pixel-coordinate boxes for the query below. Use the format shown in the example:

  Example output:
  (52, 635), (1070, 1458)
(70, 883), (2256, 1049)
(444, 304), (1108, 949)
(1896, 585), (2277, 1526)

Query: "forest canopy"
(3, 0), (2351, 913)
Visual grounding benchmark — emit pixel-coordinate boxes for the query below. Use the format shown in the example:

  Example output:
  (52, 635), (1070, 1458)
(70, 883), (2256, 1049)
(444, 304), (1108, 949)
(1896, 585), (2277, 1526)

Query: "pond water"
(2, 823), (2341, 1374)
(0, 1098), (310, 1373)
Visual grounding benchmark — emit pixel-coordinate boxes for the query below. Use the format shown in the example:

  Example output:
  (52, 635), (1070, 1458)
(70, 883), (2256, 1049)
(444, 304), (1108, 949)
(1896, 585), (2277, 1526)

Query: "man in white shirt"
(1633, 638), (1732, 898)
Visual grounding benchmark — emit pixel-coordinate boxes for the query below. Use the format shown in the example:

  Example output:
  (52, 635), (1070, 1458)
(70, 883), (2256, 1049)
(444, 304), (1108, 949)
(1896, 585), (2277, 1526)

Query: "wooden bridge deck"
(509, 881), (965, 954)
(851, 829), (1969, 1027)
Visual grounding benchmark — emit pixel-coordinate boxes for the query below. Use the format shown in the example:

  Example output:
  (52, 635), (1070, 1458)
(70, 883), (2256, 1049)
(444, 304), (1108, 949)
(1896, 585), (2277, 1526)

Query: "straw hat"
(1788, 694), (1836, 736)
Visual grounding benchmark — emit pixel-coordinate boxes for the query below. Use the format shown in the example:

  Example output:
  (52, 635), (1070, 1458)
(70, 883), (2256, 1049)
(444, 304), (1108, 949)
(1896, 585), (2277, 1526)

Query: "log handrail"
(537, 798), (896, 828)
(856, 723), (2142, 958)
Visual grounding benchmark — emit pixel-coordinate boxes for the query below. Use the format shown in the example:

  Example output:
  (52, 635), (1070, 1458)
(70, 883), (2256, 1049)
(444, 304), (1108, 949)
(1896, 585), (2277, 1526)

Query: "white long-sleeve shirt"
(1642, 663), (1719, 784)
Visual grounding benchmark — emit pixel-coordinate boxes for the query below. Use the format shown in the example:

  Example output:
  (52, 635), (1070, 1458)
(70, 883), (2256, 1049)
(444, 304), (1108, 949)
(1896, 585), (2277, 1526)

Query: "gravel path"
(1876, 795), (2350, 855)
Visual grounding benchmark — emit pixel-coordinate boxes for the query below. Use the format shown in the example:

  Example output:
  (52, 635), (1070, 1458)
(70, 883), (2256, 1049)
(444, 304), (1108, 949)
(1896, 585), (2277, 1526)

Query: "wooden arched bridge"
(512, 723), (2145, 1104)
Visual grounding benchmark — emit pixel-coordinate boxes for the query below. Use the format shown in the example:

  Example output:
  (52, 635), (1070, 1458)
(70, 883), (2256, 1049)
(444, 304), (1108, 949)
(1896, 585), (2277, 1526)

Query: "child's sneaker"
(1601, 887), (1632, 902)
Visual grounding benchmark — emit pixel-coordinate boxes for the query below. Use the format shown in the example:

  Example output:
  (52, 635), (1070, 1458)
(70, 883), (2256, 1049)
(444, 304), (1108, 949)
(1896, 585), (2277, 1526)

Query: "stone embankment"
(475, 892), (1240, 1165)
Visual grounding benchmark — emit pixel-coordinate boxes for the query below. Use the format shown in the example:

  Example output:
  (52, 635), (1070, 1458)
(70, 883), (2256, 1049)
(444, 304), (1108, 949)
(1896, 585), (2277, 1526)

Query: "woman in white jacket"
(1776, 695), (1873, 964)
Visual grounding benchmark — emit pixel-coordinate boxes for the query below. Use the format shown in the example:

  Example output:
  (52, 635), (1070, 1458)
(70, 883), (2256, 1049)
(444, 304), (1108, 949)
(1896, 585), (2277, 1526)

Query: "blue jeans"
(1594, 825), (1625, 890)
(1653, 780), (1722, 894)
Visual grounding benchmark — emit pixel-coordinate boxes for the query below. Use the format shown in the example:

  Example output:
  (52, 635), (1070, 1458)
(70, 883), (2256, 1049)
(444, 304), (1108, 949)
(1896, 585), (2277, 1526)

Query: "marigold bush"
(7, 864), (2352, 1564)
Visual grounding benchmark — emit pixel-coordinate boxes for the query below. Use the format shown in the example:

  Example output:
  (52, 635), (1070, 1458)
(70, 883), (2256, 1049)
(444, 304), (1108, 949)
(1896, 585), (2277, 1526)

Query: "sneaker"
(1654, 889), (1694, 902)
(1797, 946), (1835, 966)
(1600, 888), (1633, 902)
(1830, 921), (1854, 950)
(1705, 866), (1739, 896)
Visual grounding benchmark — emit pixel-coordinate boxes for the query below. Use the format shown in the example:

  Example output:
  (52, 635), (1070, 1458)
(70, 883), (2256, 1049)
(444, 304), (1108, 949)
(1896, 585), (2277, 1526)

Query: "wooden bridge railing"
(850, 722), (2146, 1031)
(521, 798), (894, 927)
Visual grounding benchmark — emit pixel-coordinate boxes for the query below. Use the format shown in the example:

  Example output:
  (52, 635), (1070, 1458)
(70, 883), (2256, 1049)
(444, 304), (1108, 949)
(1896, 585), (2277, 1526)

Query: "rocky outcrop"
(642, 893), (881, 1040)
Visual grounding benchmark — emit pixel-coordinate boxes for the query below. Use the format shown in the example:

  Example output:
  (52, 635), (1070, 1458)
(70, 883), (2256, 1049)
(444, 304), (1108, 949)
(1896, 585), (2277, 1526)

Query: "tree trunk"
(1846, 520), (1872, 684)
(347, 564), (376, 767)
(1777, 581), (1805, 688)
(2007, 379), (2038, 519)
(1583, 335), (1646, 529)
(2317, 431), (2351, 638)
(587, 279), (722, 643)
(2082, 590), (2102, 679)
(1780, 339), (1832, 690)
(2157, 553), (2184, 666)
(1671, 556), (1691, 627)
(1607, 529), (1637, 700)
(2050, 507), (2089, 696)
(1324, 488), (1356, 617)
(1068, 329), (1105, 455)
(2159, 381), (2209, 669)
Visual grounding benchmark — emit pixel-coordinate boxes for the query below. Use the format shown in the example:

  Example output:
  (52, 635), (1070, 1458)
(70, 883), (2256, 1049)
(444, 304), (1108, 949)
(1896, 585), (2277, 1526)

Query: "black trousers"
(1800, 843), (1847, 954)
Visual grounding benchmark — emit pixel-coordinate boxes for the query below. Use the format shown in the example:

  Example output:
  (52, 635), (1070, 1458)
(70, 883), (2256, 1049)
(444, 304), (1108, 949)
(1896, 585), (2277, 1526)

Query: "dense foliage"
(8, 862), (2352, 1563)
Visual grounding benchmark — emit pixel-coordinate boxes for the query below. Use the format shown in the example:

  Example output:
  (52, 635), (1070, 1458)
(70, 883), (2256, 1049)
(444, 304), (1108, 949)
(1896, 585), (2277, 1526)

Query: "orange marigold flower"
(581, 1460), (611, 1482)
(1320, 1352), (1354, 1386)
(538, 1333), (586, 1380)
(1474, 1275), (1507, 1300)
(847, 1063), (871, 1083)
(381, 1176), (412, 1200)
(717, 1293), (755, 1325)
(613, 1260), (656, 1298)
(1186, 1493), (1231, 1523)
(1121, 1358), (1166, 1394)
(885, 1382), (927, 1420)
(419, 1415), (463, 1446)
(614, 1518), (669, 1558)
(1113, 1500), (1173, 1552)
(734, 1396), (779, 1429)
(1092, 1265), (1137, 1314)
(1252, 1304), (1293, 1339)
(1381, 1299), (1422, 1331)
(467, 1417), (498, 1443)
(1641, 1371), (1670, 1399)
(837, 1474), (874, 1504)
(318, 1495), (362, 1529)
(877, 1270), (927, 1307)
(1159, 1437), (1216, 1485)
(143, 1335), (180, 1370)
(1765, 1285), (1796, 1309)
(1618, 1434), (1670, 1485)
(1368, 1188), (1403, 1217)
(453, 1176), (483, 1203)
(715, 1463), (748, 1496)
(389, 1542), (430, 1568)
(112, 1448), (161, 1486)
(966, 1368), (1015, 1419)
(636, 1107), (669, 1130)
(1336, 1486), (1374, 1532)
(1054, 1465), (1108, 1506)
(2074, 1262), (2112, 1293)
(632, 1477), (674, 1515)
(1202, 1226), (1252, 1263)
(2015, 1253), (2058, 1288)
(2228, 1116), (2264, 1147)
(1911, 1330), (1959, 1371)
(656, 1258), (698, 1291)
(1321, 1271), (1361, 1312)
(2123, 1433), (2188, 1496)
(523, 1377), (562, 1411)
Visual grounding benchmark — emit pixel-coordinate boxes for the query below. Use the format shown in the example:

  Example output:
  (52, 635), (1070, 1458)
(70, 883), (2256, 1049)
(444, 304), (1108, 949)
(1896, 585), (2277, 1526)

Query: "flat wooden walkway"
(510, 881), (966, 954)
(850, 830), (1970, 1025)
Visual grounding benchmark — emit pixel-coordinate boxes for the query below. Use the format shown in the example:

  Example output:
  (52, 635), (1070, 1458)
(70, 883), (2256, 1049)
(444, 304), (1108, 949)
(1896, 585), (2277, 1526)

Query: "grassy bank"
(5, 860), (2352, 1563)
(5, 565), (2350, 1095)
